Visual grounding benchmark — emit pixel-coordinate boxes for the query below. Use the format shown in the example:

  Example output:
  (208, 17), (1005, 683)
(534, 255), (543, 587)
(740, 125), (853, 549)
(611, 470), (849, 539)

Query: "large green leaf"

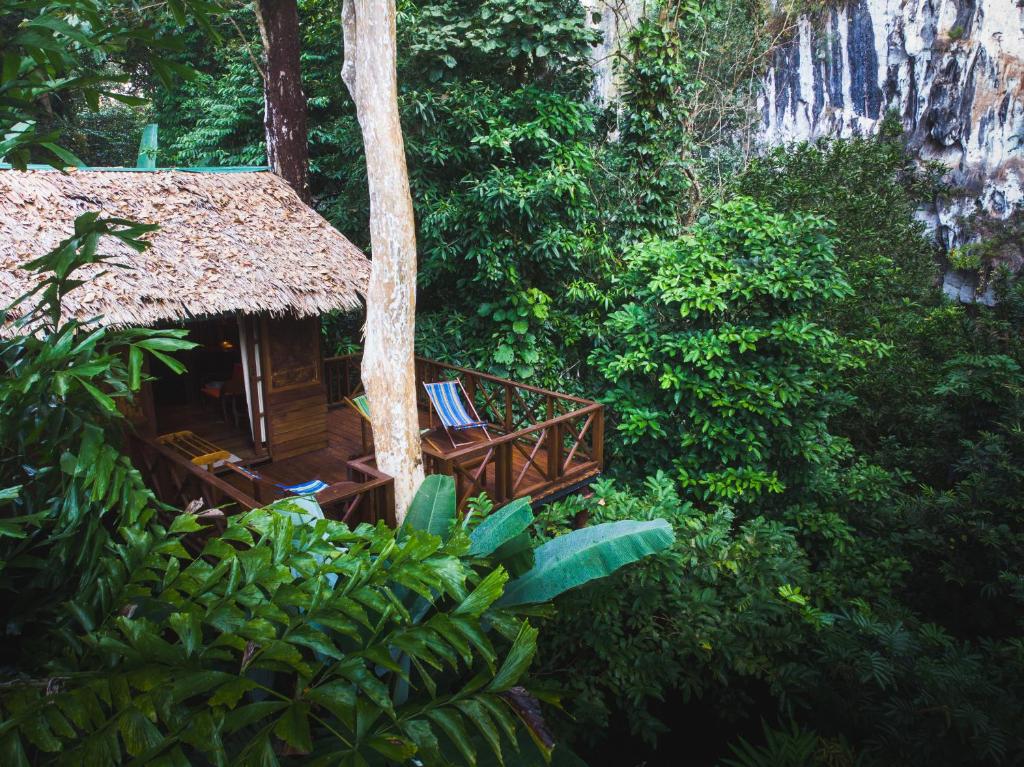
(469, 497), (533, 557)
(496, 520), (674, 606)
(402, 475), (457, 539)
(491, 533), (535, 578)
(487, 622), (538, 692)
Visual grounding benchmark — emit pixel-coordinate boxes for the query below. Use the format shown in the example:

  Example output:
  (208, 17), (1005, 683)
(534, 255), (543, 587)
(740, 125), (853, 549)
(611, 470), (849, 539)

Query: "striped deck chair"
(423, 379), (492, 449)
(225, 463), (329, 499)
(344, 393), (374, 454)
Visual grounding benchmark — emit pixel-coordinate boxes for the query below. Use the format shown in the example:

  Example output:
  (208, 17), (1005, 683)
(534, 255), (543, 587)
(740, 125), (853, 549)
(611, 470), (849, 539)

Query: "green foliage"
(739, 118), (940, 335)
(597, 0), (770, 243)
(497, 518), (674, 607)
(402, 476), (675, 609)
(539, 475), (813, 744)
(0, 0), (212, 167)
(779, 606), (1024, 766)
(737, 124), (948, 475)
(0, 213), (193, 664)
(722, 721), (858, 767)
(1, 502), (545, 765)
(0, 466), (669, 765)
(398, 1), (601, 381)
(591, 197), (877, 506)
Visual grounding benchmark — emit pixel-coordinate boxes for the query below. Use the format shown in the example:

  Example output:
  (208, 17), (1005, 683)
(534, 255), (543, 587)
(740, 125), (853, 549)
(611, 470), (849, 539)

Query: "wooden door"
(259, 315), (328, 460)
(238, 314), (268, 456)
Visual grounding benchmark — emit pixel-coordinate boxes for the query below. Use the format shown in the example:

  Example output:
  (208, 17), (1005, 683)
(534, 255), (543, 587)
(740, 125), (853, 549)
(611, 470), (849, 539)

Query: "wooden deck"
(325, 356), (604, 511)
(152, 401), (599, 509)
(134, 355), (603, 524)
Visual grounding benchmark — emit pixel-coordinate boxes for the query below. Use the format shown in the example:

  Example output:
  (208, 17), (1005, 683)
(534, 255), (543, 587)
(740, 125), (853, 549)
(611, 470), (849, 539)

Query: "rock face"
(583, 0), (645, 104)
(760, 0), (1024, 296)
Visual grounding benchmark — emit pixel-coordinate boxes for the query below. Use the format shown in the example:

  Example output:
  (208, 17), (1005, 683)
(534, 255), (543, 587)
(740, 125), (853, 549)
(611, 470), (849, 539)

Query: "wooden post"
(547, 423), (563, 481)
(499, 443), (514, 502)
(593, 406), (605, 469)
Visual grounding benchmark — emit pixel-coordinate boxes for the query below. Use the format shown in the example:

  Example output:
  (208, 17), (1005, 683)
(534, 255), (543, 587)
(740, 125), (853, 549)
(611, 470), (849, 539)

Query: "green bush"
(591, 196), (878, 507)
(0, 213), (193, 665)
(538, 475), (814, 745)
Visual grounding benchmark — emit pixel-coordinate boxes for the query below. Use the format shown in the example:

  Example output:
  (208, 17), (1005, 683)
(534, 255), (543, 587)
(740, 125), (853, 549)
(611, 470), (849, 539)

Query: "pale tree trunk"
(341, 0), (424, 521)
(255, 0), (311, 203)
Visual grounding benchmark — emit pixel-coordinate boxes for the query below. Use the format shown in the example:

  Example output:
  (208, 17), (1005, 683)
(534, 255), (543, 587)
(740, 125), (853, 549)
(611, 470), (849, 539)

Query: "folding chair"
(344, 393), (374, 455)
(422, 379), (492, 449)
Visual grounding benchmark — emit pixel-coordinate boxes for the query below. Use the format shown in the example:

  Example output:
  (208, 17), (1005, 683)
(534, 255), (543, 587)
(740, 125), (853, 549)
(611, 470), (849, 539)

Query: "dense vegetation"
(4, 0), (1024, 765)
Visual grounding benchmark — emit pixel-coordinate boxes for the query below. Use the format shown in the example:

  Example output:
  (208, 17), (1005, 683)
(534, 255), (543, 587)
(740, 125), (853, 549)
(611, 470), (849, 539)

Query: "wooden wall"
(260, 315), (328, 460)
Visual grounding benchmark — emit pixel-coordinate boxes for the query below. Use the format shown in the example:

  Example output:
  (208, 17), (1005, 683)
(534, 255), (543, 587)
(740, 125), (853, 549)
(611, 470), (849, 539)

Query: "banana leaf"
(496, 519), (674, 607)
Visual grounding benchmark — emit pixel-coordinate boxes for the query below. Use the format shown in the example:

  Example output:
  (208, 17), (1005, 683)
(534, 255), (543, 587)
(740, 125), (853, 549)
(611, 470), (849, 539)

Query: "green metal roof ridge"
(0, 164), (271, 173)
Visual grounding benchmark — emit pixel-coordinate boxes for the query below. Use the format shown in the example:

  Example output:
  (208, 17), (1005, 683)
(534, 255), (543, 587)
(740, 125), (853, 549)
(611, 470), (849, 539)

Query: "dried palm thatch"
(0, 168), (371, 329)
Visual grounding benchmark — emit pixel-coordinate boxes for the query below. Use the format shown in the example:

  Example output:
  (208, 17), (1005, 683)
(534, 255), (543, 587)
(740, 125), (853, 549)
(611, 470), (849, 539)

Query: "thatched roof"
(0, 167), (371, 329)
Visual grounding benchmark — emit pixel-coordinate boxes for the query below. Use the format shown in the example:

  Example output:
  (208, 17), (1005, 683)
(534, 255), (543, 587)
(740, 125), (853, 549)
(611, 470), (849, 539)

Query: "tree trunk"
(255, 0), (311, 203)
(341, 0), (424, 522)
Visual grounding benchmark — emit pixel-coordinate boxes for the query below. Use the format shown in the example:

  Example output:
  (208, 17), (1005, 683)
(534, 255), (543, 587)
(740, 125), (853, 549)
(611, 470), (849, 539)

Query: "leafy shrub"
(736, 125), (951, 478)
(590, 197), (878, 506)
(0, 213), (192, 666)
(538, 475), (812, 745)
(2, 502), (544, 764)
(722, 720), (858, 767)
(778, 606), (1024, 766)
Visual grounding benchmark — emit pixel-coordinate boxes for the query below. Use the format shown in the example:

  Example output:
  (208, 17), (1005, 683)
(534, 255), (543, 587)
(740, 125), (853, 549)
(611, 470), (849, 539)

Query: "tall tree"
(340, 0), (424, 520)
(254, 0), (310, 201)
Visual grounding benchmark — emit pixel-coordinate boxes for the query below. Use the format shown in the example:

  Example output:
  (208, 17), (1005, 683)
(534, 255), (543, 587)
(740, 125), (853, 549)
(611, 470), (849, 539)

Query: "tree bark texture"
(255, 0), (311, 203)
(341, 0), (424, 522)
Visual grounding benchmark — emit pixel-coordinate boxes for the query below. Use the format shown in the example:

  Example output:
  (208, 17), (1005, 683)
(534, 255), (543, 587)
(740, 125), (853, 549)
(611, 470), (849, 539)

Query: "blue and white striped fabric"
(278, 479), (329, 495)
(424, 381), (486, 430)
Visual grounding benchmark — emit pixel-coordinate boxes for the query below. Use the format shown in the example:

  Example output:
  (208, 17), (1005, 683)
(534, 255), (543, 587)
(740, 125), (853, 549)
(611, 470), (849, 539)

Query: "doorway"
(149, 315), (260, 462)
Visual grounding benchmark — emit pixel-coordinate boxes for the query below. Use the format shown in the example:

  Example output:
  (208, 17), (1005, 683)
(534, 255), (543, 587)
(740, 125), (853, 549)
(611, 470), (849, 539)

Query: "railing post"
(593, 406), (604, 469)
(504, 384), (513, 432)
(492, 443), (509, 502)
(547, 422), (562, 481)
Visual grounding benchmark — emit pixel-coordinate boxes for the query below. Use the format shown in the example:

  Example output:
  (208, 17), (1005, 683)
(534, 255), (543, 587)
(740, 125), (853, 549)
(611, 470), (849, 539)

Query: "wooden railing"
(130, 432), (259, 517)
(129, 432), (394, 527)
(324, 355), (604, 510)
(343, 456), (397, 527)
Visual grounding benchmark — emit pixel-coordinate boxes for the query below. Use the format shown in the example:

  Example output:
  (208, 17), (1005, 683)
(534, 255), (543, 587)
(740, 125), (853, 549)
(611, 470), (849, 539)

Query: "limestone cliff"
(760, 0), (1024, 297)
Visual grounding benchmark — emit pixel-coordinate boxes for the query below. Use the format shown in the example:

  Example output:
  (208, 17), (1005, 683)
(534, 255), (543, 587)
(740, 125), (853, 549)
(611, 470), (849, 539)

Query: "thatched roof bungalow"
(1, 165), (375, 477)
(0, 166), (604, 526)
(0, 167), (370, 327)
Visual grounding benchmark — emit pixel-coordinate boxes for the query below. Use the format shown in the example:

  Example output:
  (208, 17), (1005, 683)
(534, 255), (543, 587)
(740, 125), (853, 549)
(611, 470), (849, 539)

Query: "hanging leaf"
(491, 533), (535, 578)
(488, 622), (538, 692)
(497, 520), (674, 606)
